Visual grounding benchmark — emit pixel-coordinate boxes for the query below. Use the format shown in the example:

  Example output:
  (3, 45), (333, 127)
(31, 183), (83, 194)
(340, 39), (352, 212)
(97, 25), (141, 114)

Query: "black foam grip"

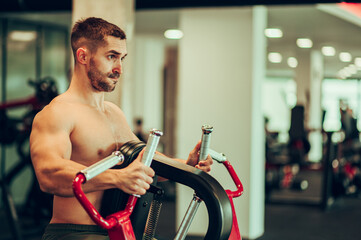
(100, 141), (157, 240)
(100, 141), (144, 216)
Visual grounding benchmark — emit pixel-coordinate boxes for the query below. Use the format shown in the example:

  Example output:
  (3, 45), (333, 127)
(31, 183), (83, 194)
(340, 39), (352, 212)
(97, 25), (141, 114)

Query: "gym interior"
(1, 0), (361, 239)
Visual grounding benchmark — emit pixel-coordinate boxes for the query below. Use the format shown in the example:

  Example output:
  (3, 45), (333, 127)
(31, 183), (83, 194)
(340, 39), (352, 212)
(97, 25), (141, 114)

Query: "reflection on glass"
(9, 30), (37, 42)
(7, 22), (37, 118)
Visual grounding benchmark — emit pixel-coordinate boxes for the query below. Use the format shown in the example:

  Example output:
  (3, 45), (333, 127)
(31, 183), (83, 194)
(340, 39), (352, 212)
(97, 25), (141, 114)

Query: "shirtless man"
(30, 17), (213, 239)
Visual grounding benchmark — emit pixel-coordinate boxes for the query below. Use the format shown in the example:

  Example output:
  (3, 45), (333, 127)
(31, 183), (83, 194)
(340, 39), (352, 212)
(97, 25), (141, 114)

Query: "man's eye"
(108, 55), (116, 60)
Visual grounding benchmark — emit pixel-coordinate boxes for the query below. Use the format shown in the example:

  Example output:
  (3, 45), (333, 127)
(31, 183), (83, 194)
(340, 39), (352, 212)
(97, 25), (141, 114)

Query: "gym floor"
(261, 167), (361, 240)
(0, 175), (360, 240)
(260, 197), (361, 240)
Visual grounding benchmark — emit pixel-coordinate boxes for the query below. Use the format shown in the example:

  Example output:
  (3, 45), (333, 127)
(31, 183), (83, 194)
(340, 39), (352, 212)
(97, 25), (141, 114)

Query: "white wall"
(132, 35), (165, 131)
(176, 7), (266, 239)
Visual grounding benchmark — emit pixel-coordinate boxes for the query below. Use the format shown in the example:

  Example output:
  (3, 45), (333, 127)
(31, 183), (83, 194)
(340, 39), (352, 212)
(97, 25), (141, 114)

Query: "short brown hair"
(71, 17), (126, 61)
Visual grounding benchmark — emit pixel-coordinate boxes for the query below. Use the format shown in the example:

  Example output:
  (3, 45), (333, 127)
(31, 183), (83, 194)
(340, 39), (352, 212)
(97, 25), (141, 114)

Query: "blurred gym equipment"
(0, 77), (58, 240)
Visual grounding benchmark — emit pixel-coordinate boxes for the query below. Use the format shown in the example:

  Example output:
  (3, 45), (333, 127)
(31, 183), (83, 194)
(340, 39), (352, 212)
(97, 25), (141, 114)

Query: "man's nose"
(113, 61), (122, 75)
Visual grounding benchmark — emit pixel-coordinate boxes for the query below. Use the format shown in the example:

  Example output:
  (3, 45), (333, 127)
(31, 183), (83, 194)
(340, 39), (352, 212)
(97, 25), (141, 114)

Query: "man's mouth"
(108, 73), (120, 79)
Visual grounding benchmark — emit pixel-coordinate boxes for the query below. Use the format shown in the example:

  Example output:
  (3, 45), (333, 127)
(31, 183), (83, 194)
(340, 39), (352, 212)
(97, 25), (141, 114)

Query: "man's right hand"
(113, 148), (155, 195)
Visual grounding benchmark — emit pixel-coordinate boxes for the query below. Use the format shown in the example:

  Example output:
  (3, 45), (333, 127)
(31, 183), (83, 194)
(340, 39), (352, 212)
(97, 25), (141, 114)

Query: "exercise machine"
(73, 126), (244, 239)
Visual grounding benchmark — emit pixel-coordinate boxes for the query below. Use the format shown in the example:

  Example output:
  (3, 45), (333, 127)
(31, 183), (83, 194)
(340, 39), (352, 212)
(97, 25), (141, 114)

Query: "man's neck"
(68, 68), (106, 111)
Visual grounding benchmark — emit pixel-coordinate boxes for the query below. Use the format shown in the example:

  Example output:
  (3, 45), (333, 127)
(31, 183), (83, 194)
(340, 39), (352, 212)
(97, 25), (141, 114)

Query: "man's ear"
(76, 47), (89, 65)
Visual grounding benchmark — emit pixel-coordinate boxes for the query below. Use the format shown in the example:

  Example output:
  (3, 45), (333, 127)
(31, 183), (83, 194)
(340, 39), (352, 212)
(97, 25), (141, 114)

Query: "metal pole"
(1, 18), (7, 180)
(174, 194), (202, 240)
(35, 25), (42, 80)
(175, 125), (214, 239)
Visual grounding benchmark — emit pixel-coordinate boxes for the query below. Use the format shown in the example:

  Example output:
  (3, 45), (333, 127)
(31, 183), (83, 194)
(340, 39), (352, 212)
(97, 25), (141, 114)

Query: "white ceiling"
(135, 4), (361, 79)
(266, 4), (361, 79)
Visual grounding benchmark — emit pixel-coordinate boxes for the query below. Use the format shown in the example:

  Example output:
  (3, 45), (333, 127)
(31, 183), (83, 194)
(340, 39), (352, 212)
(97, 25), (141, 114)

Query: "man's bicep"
(30, 111), (78, 195)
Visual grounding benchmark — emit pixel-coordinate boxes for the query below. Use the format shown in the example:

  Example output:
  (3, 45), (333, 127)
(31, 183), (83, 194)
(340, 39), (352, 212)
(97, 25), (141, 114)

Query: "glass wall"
(263, 77), (361, 146)
(0, 17), (69, 205)
(4, 20), (38, 203)
(322, 79), (361, 132)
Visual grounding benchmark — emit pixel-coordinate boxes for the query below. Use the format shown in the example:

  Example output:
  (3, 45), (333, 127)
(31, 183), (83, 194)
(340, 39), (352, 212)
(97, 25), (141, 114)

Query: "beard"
(87, 58), (120, 92)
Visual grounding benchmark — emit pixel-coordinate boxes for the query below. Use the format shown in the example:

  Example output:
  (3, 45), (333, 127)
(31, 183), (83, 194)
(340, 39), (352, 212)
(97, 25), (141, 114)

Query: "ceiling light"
(9, 31), (37, 41)
(287, 57), (298, 68)
(296, 38), (313, 48)
(340, 68), (352, 79)
(264, 28), (283, 38)
(354, 57), (361, 67)
(339, 52), (352, 62)
(348, 64), (357, 74)
(268, 52), (282, 63)
(164, 29), (183, 39)
(338, 69), (348, 79)
(342, 65), (357, 77)
(321, 46), (336, 56)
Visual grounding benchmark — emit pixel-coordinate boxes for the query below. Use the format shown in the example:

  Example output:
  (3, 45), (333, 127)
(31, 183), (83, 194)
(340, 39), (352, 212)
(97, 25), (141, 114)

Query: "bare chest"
(69, 107), (133, 165)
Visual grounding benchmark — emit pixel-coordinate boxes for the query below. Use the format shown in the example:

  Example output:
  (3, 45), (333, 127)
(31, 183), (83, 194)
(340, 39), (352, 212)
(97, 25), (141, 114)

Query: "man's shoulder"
(40, 95), (74, 116)
(104, 101), (125, 116)
(104, 100), (120, 109)
(34, 94), (79, 127)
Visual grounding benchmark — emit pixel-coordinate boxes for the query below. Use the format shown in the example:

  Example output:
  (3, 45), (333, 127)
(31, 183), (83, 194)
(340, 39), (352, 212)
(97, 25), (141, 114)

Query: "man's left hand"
(186, 141), (213, 173)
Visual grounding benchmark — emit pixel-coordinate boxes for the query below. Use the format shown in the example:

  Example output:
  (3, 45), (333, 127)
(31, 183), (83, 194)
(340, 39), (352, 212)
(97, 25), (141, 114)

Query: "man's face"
(87, 36), (127, 92)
